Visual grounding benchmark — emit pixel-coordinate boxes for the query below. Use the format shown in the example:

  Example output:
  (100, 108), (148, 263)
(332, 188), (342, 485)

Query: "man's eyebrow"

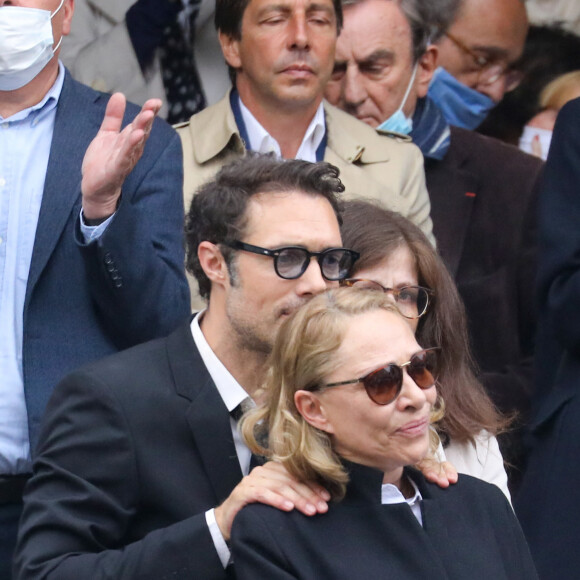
(357, 49), (395, 65)
(257, 2), (335, 16)
(256, 3), (291, 16)
(306, 3), (335, 15)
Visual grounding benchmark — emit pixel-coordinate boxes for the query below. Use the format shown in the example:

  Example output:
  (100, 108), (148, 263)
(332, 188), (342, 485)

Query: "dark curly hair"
(185, 155), (345, 300)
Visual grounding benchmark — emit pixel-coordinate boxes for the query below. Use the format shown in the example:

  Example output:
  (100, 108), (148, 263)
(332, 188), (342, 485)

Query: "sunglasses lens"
(321, 249), (356, 281)
(408, 350), (437, 388)
(276, 248), (309, 279)
(362, 364), (402, 405)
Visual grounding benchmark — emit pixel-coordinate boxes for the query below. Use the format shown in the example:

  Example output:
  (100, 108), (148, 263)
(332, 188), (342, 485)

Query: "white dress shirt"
(239, 97), (326, 162)
(381, 477), (423, 525)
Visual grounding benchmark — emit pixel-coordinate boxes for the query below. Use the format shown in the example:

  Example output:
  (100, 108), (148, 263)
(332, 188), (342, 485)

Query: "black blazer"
(232, 463), (538, 579)
(515, 97), (580, 580)
(14, 322), (239, 580)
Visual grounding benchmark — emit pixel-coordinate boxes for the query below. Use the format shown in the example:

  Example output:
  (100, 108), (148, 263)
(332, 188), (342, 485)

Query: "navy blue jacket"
(516, 97), (580, 580)
(22, 72), (190, 453)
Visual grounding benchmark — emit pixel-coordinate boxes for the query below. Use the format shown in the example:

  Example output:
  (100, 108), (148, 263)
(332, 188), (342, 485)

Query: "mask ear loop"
(50, 0), (66, 19)
(50, 0), (66, 53)
(395, 61), (419, 116)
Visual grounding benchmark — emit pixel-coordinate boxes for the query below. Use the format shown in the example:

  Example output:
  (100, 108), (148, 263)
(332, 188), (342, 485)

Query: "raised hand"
(81, 93), (162, 221)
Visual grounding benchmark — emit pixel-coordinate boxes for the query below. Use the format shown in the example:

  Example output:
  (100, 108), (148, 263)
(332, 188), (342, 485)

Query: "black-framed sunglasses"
(225, 241), (360, 281)
(320, 347), (440, 405)
(341, 279), (433, 320)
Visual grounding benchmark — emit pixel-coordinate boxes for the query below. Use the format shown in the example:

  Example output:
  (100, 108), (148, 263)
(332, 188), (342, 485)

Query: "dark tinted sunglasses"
(321, 347), (440, 405)
(226, 241), (359, 281)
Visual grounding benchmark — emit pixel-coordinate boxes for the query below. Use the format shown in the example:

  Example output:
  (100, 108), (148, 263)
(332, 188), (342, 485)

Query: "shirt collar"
(190, 311), (250, 413)
(381, 477), (422, 507)
(238, 96), (326, 162)
(1, 61), (65, 124)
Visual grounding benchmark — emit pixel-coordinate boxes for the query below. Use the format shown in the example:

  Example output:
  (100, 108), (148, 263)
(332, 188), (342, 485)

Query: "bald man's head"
(436, 0), (528, 103)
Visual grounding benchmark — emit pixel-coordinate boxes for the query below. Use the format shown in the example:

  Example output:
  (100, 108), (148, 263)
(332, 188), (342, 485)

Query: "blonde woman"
(232, 289), (536, 580)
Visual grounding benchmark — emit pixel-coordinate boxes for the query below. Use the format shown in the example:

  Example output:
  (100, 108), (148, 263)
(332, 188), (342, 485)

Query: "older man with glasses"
(429, 0), (528, 129)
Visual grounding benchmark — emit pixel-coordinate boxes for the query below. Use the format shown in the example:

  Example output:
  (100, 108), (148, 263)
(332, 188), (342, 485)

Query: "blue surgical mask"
(377, 64), (417, 135)
(427, 67), (495, 130)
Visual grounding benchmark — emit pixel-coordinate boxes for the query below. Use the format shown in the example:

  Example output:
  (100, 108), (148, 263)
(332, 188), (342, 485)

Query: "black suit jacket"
(515, 98), (580, 580)
(232, 463), (538, 580)
(14, 322), (238, 579)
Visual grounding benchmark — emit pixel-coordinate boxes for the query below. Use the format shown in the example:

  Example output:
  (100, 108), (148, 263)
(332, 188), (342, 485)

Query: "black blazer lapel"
(167, 323), (244, 505)
(26, 74), (104, 305)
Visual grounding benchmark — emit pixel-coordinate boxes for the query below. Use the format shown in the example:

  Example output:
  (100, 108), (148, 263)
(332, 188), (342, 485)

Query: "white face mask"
(518, 124), (553, 161)
(0, 0), (65, 91)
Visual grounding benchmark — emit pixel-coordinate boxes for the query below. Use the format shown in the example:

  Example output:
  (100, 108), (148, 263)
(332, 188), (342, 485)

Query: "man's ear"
(219, 31), (242, 70)
(61, 0), (75, 37)
(294, 390), (334, 434)
(197, 241), (229, 290)
(416, 45), (438, 98)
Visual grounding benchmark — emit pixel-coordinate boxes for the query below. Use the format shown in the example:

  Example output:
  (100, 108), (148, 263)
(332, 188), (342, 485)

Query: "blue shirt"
(0, 63), (110, 473)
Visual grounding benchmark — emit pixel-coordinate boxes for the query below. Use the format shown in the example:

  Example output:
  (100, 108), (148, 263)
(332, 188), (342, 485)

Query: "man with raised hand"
(0, 1), (189, 574)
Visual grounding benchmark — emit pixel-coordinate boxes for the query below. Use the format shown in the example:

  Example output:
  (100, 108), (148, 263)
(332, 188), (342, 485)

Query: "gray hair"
(341, 0), (461, 60)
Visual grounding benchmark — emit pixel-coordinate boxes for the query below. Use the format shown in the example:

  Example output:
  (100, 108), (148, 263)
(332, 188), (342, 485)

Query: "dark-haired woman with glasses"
(340, 199), (510, 498)
(231, 288), (537, 580)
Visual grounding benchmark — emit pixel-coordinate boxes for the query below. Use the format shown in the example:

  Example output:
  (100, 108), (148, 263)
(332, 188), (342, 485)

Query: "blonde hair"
(241, 288), (443, 500)
(540, 70), (580, 111)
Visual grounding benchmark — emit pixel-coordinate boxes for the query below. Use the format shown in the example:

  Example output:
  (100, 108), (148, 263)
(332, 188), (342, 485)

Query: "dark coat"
(232, 462), (538, 580)
(22, 72), (190, 453)
(426, 127), (542, 416)
(425, 127), (543, 479)
(14, 322), (237, 579)
(515, 97), (580, 580)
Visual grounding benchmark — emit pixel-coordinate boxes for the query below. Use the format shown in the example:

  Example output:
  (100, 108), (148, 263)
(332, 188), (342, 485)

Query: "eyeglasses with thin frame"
(341, 279), (433, 320)
(320, 347), (440, 405)
(444, 31), (523, 92)
(225, 241), (360, 281)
